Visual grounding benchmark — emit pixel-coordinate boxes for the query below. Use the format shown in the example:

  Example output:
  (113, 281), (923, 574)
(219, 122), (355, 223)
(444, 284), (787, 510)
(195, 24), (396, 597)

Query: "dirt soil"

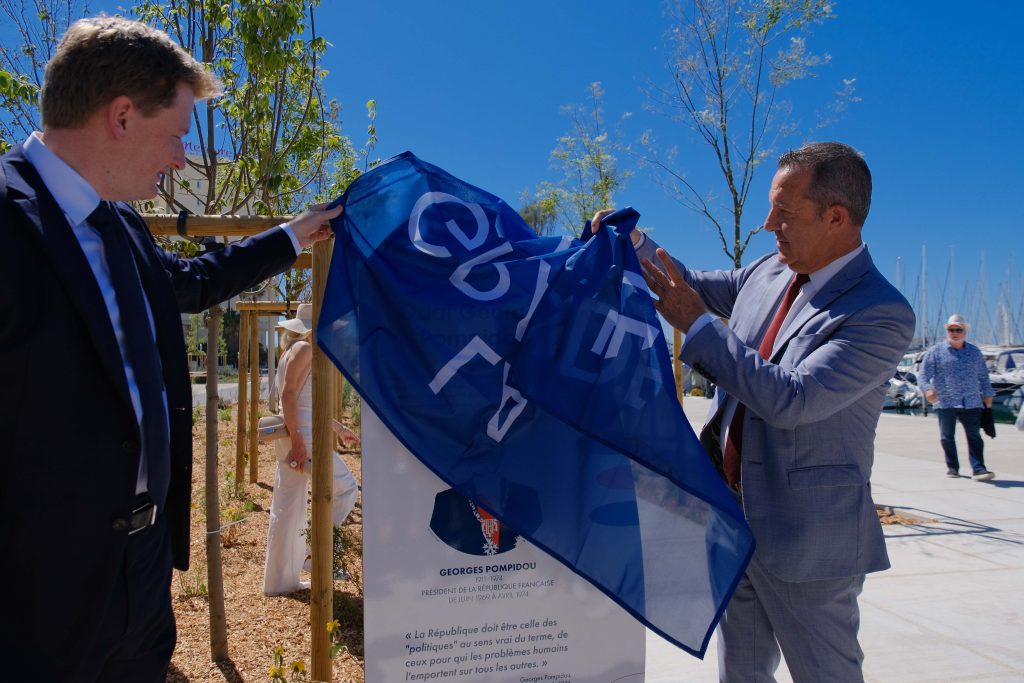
(168, 403), (365, 683)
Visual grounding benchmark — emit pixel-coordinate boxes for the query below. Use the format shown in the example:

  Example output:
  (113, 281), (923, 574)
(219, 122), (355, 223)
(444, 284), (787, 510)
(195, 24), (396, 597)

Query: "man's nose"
(170, 142), (186, 171)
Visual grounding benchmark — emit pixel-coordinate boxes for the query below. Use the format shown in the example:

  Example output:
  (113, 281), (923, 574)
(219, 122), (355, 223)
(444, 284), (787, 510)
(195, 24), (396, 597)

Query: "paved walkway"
(190, 378), (268, 407)
(645, 398), (1024, 682)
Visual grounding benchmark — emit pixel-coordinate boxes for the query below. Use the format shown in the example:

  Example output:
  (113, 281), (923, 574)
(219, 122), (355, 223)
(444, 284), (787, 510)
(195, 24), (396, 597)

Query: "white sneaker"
(972, 470), (995, 481)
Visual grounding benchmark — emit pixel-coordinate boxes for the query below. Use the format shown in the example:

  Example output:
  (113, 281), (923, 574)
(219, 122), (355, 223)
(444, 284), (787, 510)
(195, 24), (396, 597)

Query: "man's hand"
(290, 203), (343, 249)
(925, 389), (938, 404)
(641, 248), (707, 333)
(589, 209), (643, 248)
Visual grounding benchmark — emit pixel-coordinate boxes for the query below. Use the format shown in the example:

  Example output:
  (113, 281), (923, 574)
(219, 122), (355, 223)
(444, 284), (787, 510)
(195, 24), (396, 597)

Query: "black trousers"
(80, 513), (177, 683)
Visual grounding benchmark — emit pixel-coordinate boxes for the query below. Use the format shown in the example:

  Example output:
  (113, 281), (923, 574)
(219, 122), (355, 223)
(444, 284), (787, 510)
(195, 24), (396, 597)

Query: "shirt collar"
(22, 132), (102, 226)
(806, 242), (866, 290)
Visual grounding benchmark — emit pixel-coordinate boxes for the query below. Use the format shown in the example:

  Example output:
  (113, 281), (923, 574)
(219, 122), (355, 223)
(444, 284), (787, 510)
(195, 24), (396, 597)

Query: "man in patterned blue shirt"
(920, 314), (996, 480)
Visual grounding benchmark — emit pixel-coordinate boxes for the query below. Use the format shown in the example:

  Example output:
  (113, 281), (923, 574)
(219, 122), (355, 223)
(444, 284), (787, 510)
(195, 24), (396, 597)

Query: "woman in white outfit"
(263, 303), (360, 596)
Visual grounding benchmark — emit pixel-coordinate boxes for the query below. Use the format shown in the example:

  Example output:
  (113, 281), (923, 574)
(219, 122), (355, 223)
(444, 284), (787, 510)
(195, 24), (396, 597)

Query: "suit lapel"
(770, 249), (873, 359)
(750, 266), (793, 345)
(5, 155), (134, 412)
(730, 261), (792, 344)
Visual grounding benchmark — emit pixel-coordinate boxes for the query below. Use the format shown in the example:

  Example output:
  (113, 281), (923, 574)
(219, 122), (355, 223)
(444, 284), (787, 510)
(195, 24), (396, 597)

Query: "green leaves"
(523, 83), (629, 237)
(0, 68), (39, 103)
(129, 0), (374, 221)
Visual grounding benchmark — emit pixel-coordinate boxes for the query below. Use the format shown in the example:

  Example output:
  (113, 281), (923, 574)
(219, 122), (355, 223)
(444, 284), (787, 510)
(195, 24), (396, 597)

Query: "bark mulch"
(168, 403), (365, 683)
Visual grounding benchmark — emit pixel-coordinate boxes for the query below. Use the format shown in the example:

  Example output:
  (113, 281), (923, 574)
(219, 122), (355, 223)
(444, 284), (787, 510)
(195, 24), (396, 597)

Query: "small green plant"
(219, 406), (233, 422)
(193, 486), (206, 514)
(222, 471), (237, 498)
(301, 523), (349, 580)
(220, 502), (248, 547)
(268, 621), (346, 682)
(192, 406), (202, 424)
(176, 557), (208, 599)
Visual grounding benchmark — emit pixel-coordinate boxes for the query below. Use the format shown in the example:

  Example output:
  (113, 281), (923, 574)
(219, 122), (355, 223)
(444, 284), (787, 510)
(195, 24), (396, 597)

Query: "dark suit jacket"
(0, 144), (297, 662)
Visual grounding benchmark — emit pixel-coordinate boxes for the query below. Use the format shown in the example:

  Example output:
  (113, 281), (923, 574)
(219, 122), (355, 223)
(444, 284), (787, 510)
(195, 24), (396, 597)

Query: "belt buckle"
(129, 500), (157, 535)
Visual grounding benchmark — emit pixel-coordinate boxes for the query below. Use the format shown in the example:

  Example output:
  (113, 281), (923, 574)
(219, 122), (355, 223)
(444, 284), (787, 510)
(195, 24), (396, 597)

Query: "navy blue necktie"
(89, 201), (170, 509)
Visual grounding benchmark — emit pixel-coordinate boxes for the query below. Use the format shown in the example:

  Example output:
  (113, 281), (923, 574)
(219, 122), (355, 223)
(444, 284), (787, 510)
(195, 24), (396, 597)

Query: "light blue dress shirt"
(22, 132), (302, 499)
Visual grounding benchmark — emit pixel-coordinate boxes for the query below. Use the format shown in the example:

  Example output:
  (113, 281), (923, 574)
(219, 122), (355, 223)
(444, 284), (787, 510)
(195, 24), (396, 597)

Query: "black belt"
(125, 494), (158, 535)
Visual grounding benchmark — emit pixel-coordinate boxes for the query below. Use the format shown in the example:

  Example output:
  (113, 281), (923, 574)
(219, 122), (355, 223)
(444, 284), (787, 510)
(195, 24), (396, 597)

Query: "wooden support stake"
(335, 366), (344, 423)
(235, 310), (249, 496)
(248, 313), (260, 484)
(203, 306), (229, 660)
(310, 238), (335, 681)
(673, 328), (684, 404)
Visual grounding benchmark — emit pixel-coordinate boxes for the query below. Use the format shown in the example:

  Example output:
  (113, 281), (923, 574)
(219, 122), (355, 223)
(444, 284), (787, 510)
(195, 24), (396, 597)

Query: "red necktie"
(722, 272), (810, 489)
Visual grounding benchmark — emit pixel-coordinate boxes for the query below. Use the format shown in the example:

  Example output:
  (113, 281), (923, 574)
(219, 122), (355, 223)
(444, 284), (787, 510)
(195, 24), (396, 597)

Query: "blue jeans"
(936, 408), (986, 473)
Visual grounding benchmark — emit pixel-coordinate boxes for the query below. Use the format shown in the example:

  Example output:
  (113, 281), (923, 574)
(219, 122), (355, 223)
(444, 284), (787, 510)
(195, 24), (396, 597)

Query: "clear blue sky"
(316, 0), (1024, 344)
(9, 1), (1022, 342)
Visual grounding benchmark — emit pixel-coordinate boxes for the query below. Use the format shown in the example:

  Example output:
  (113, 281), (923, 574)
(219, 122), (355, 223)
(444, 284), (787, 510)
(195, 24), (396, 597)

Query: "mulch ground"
(168, 403), (365, 683)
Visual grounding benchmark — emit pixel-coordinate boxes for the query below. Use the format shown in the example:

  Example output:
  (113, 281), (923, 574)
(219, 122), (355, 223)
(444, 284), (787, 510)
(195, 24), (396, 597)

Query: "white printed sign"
(362, 409), (646, 683)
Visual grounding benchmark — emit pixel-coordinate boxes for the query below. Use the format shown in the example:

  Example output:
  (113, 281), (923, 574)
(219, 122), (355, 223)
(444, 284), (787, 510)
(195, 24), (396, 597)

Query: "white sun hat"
(276, 303), (313, 335)
(945, 314), (969, 330)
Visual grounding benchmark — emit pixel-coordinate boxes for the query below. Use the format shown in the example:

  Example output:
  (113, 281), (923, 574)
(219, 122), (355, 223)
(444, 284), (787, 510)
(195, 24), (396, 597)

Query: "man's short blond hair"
(41, 16), (221, 129)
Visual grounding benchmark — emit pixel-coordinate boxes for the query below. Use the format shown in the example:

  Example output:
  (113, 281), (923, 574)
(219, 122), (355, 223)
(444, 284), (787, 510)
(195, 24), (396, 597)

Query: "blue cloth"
(920, 341), (994, 409)
(317, 151), (754, 657)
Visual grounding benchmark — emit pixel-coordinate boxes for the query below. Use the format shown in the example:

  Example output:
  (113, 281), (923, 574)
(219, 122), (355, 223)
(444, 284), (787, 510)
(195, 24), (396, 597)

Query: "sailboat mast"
(921, 243), (928, 348)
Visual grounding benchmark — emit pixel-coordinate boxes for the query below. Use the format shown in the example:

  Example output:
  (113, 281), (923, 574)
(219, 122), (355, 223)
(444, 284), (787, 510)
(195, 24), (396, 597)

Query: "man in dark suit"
(0, 16), (340, 682)
(593, 142), (914, 682)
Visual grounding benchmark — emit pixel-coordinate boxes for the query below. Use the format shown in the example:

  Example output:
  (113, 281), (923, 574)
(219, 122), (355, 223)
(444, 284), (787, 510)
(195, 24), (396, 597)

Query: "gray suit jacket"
(640, 243), (914, 582)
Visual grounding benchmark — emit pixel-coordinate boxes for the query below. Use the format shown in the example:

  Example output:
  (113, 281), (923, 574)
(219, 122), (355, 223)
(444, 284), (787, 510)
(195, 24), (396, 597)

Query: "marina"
(647, 397), (1024, 683)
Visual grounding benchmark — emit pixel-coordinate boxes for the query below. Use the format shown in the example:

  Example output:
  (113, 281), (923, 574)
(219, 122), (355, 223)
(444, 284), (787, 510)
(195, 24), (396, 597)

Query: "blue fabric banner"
(318, 151), (754, 657)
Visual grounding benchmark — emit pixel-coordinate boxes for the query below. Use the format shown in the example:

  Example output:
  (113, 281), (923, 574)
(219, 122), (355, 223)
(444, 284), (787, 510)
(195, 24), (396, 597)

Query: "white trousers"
(262, 444), (358, 596)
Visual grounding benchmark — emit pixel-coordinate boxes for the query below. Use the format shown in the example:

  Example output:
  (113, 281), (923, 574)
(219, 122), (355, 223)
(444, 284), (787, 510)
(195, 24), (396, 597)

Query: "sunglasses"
(947, 327), (965, 333)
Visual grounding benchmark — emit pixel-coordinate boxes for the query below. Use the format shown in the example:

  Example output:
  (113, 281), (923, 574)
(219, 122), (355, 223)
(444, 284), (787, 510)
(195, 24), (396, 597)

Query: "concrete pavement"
(190, 377), (268, 407)
(645, 397), (1024, 683)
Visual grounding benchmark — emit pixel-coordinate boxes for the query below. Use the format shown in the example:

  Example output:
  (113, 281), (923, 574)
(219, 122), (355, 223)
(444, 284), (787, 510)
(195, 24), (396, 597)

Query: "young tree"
(641, 0), (854, 267)
(0, 0), (90, 153)
(2, 1), (379, 314)
(132, 0), (362, 218)
(522, 82), (631, 238)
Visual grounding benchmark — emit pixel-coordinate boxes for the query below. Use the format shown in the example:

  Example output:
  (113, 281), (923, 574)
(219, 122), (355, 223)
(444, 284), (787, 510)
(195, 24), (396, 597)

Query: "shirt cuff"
(632, 230), (647, 250)
(679, 313), (716, 357)
(280, 224), (303, 256)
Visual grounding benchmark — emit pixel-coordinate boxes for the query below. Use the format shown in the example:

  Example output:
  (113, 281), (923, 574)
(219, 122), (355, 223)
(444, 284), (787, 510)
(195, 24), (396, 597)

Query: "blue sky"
(7, 1), (1022, 342)
(317, 1), (1024, 344)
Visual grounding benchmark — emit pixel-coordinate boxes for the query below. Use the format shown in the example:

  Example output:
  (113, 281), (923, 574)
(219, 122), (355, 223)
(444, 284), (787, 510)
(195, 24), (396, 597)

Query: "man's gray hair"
(778, 142), (872, 227)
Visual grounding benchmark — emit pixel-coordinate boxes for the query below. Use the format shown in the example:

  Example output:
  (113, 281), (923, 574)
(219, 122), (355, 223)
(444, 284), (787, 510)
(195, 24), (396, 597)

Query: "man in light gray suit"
(593, 142), (914, 682)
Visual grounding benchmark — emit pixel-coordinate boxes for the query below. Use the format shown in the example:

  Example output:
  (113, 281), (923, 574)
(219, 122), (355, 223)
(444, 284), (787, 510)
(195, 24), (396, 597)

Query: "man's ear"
(105, 95), (135, 140)
(827, 203), (850, 232)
